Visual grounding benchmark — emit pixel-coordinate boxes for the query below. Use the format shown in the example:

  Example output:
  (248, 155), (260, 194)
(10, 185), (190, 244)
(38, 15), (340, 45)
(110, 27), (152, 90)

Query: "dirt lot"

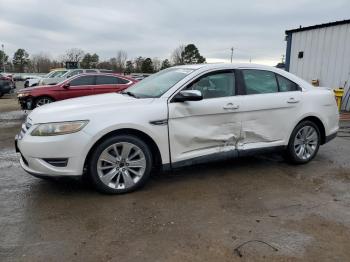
(1, 86), (350, 261)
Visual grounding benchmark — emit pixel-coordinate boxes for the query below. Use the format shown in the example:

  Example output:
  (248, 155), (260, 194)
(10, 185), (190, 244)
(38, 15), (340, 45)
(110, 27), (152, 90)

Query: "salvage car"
(0, 73), (15, 97)
(17, 73), (136, 109)
(15, 64), (339, 194)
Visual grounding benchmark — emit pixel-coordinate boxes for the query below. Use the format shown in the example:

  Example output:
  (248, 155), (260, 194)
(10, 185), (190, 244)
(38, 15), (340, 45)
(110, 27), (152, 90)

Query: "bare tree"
(171, 45), (185, 65)
(61, 48), (85, 63)
(115, 50), (128, 72)
(152, 57), (161, 72)
(31, 53), (52, 73)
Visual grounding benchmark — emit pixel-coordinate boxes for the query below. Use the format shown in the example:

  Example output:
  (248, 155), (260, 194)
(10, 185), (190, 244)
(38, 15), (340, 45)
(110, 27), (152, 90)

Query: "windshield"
(51, 70), (68, 77)
(126, 68), (194, 98)
(44, 71), (56, 78)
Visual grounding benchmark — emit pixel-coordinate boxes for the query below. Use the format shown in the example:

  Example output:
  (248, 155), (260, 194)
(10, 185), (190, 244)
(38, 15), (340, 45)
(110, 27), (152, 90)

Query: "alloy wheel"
(36, 97), (52, 107)
(293, 125), (318, 160)
(96, 142), (146, 190)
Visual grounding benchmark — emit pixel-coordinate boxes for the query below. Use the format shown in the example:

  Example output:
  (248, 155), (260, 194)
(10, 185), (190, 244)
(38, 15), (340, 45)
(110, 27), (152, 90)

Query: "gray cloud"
(1, 0), (349, 65)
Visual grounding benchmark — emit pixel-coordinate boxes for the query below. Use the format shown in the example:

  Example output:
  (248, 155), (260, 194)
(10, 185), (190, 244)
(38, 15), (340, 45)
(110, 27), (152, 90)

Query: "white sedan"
(15, 64), (339, 194)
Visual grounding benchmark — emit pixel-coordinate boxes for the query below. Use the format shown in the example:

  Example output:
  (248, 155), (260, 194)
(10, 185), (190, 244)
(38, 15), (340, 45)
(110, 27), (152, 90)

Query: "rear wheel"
(88, 135), (153, 194)
(285, 120), (321, 164)
(35, 96), (54, 108)
(0, 92), (3, 98)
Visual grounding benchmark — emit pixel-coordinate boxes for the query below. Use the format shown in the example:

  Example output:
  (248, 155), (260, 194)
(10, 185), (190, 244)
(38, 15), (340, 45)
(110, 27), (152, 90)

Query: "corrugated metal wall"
(289, 23), (350, 89)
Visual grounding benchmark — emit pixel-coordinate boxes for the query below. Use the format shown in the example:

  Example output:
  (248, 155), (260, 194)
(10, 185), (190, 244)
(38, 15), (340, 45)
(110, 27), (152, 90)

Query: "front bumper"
(17, 96), (34, 110)
(15, 129), (93, 177)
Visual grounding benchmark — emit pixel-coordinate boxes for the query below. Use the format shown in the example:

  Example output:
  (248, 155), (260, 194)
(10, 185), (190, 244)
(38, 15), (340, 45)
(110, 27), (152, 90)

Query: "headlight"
(31, 120), (89, 136)
(17, 93), (29, 97)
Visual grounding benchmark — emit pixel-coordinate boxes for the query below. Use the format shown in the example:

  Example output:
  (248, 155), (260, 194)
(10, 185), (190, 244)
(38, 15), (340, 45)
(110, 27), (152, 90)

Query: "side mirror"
(62, 83), (70, 89)
(172, 90), (203, 102)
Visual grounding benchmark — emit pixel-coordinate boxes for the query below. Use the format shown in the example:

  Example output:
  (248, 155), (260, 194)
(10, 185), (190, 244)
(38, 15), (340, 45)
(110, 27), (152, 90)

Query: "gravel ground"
(1, 89), (350, 262)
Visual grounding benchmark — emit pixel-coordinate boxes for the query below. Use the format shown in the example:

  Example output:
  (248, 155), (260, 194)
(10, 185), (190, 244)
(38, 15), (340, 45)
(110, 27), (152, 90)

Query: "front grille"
(43, 158), (68, 167)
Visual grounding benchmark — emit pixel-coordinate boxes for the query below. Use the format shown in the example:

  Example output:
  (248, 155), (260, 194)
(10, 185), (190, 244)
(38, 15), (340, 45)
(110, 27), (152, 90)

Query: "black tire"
(285, 120), (321, 164)
(88, 135), (153, 194)
(35, 96), (54, 108)
(0, 92), (3, 98)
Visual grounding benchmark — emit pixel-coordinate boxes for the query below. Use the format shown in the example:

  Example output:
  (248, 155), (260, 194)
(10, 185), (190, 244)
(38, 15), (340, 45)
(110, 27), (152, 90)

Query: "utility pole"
(1, 44), (4, 73)
(230, 47), (234, 63)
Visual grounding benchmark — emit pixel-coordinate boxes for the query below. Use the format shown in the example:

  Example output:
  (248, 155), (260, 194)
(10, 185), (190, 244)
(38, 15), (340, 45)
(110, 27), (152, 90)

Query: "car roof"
(70, 72), (136, 81)
(172, 63), (278, 71)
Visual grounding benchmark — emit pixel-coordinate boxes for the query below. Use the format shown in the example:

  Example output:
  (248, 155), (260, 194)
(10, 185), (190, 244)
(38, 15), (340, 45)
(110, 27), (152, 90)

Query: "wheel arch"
(294, 116), (326, 145)
(34, 95), (56, 104)
(84, 128), (163, 171)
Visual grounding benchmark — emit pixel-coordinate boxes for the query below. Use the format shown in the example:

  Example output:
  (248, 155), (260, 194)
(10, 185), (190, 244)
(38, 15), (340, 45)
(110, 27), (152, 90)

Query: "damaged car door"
(168, 70), (242, 164)
(238, 69), (302, 150)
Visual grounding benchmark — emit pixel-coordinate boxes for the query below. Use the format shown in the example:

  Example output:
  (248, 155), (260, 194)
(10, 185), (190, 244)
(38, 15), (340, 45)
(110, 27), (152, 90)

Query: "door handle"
(287, 97), (300, 104)
(223, 103), (239, 110)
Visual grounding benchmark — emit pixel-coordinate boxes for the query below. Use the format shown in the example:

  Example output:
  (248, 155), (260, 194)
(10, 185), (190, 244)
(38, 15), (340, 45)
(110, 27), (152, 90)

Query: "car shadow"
(30, 152), (287, 196)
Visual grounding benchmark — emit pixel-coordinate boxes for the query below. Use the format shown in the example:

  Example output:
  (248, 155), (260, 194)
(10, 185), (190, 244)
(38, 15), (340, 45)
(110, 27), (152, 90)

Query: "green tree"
(125, 60), (134, 74)
(141, 58), (154, 73)
(0, 50), (8, 72)
(91, 53), (99, 68)
(182, 44), (206, 64)
(80, 53), (99, 68)
(160, 59), (171, 70)
(134, 56), (144, 73)
(12, 48), (30, 73)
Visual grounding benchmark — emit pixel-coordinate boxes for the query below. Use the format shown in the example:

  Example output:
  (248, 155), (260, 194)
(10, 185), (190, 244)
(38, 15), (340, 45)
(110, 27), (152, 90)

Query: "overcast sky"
(0, 0), (349, 65)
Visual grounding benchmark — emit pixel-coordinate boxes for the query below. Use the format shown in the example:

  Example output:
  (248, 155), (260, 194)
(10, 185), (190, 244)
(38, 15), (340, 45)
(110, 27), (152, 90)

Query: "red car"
(17, 73), (137, 109)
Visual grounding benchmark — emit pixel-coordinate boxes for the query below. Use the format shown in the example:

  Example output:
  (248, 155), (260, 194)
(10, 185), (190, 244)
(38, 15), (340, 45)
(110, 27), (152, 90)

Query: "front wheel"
(35, 96), (54, 108)
(285, 121), (321, 164)
(88, 135), (153, 194)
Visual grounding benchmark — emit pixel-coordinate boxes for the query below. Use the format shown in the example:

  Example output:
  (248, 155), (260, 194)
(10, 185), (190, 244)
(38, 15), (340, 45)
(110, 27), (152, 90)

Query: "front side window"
(96, 75), (118, 85)
(126, 68), (194, 98)
(242, 70), (278, 94)
(86, 70), (97, 73)
(69, 75), (95, 86)
(186, 71), (235, 99)
(276, 74), (299, 92)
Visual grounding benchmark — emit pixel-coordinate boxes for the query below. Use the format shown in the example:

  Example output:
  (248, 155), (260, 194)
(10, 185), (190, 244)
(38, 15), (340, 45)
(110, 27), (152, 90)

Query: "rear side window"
(96, 75), (118, 85)
(66, 70), (83, 78)
(117, 77), (130, 84)
(69, 75), (95, 86)
(242, 70), (278, 94)
(276, 74), (299, 92)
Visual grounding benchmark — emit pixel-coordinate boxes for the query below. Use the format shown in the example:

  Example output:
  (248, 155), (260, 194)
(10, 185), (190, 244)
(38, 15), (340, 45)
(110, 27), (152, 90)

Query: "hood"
(17, 84), (59, 93)
(28, 93), (154, 124)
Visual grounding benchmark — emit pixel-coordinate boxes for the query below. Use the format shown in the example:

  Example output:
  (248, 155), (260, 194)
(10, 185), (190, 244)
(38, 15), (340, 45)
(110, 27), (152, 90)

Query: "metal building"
(285, 19), (350, 110)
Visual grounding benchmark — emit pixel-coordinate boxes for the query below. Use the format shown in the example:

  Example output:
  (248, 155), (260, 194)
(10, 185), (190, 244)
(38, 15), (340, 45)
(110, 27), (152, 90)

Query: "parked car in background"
(38, 69), (112, 86)
(15, 64), (339, 194)
(0, 73), (15, 97)
(130, 73), (152, 81)
(24, 69), (68, 88)
(17, 73), (136, 109)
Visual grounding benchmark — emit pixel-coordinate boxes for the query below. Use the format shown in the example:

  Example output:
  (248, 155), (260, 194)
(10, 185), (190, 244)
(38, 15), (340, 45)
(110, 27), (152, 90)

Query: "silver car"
(39, 69), (112, 85)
